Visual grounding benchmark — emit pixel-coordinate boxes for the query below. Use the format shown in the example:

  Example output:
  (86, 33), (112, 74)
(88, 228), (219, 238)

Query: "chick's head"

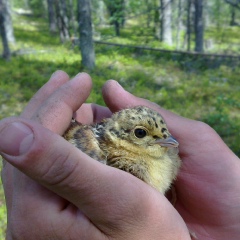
(94, 106), (181, 193)
(96, 106), (178, 159)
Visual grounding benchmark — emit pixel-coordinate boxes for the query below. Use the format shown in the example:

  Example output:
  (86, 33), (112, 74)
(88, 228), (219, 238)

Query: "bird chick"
(64, 106), (181, 194)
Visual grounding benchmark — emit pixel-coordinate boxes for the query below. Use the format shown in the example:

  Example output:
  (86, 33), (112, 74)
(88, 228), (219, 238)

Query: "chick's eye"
(134, 128), (147, 138)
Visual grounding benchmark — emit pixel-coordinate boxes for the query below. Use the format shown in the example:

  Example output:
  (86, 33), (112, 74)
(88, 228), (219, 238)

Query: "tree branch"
(225, 0), (240, 10)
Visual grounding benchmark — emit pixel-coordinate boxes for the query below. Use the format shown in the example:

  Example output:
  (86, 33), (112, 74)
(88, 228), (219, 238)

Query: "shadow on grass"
(14, 28), (61, 48)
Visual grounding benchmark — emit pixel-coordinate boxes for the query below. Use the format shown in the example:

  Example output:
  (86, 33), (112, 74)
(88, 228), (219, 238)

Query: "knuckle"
(194, 120), (215, 135)
(39, 150), (78, 187)
(193, 120), (219, 143)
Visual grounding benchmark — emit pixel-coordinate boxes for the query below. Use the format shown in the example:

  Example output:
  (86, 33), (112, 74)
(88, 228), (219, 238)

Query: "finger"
(1, 160), (14, 216)
(3, 70), (68, 209)
(102, 80), (215, 154)
(32, 72), (92, 134)
(102, 80), (191, 129)
(3, 71), (70, 207)
(21, 70), (70, 119)
(0, 118), (107, 239)
(102, 81), (234, 177)
(0, 118), (188, 237)
(74, 103), (112, 124)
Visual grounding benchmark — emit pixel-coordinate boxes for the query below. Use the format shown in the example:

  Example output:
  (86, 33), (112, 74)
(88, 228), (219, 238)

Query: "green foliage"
(202, 95), (240, 156)
(0, 14), (239, 151)
(104, 0), (125, 24)
(0, 82), (25, 120)
(0, 160), (6, 238)
(0, 200), (6, 239)
(12, 0), (28, 9)
(209, 0), (231, 26)
(28, 0), (47, 17)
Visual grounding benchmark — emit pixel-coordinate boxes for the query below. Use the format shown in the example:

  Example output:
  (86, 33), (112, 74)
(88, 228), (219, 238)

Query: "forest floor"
(0, 14), (240, 237)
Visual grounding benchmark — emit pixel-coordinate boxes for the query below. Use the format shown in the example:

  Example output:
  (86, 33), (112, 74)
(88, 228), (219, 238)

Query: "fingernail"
(115, 81), (124, 90)
(74, 72), (86, 78)
(75, 72), (82, 77)
(0, 122), (34, 156)
(116, 81), (122, 87)
(50, 70), (62, 78)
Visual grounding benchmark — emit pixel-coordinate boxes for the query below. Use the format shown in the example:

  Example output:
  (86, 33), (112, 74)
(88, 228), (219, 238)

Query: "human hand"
(102, 80), (240, 239)
(0, 71), (190, 240)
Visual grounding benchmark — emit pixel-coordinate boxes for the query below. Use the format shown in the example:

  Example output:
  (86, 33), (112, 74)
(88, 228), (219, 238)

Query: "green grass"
(0, 168), (6, 239)
(0, 14), (240, 237)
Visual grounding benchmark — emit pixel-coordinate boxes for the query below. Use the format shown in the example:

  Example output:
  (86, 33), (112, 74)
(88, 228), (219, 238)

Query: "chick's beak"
(155, 135), (179, 148)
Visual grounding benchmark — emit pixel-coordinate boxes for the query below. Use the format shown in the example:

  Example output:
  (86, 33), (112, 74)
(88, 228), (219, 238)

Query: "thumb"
(0, 117), (109, 207)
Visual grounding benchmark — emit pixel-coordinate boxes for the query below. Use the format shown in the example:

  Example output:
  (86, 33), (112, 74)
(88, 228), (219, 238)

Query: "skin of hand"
(0, 71), (190, 240)
(0, 71), (239, 240)
(102, 80), (240, 240)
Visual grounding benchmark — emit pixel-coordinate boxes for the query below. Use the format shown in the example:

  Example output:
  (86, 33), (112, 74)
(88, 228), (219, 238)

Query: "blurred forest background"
(0, 0), (240, 237)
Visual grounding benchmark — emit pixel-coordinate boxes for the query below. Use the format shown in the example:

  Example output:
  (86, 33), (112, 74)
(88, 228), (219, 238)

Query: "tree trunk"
(230, 6), (236, 26)
(69, 0), (77, 37)
(78, 0), (95, 69)
(186, 0), (192, 51)
(55, 0), (70, 42)
(121, 0), (125, 27)
(97, 0), (106, 26)
(3, 0), (15, 44)
(114, 20), (120, 36)
(154, 1), (160, 39)
(0, 0), (10, 60)
(146, 0), (150, 28)
(194, 0), (204, 52)
(159, 0), (172, 45)
(47, 0), (57, 33)
(176, 0), (182, 49)
(104, 0), (125, 36)
(225, 0), (240, 10)
(23, 0), (29, 9)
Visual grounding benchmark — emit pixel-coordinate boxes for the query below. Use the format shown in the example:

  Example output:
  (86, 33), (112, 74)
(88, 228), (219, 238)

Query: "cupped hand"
(0, 71), (190, 240)
(102, 80), (240, 240)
